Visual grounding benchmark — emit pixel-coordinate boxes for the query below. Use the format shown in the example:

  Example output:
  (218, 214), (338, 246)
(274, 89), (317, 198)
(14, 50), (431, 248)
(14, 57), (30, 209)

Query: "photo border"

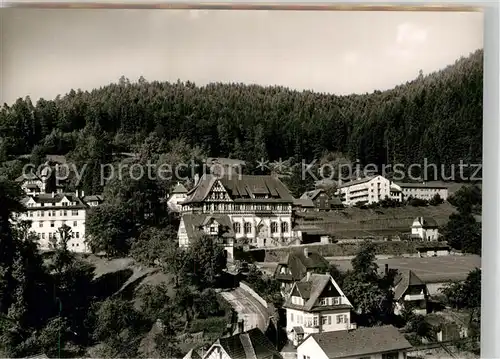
(1, 1), (497, 357)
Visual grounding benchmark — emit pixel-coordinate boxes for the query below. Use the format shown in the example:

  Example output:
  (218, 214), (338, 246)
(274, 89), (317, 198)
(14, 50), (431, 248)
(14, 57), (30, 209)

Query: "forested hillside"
(0, 49), (482, 185)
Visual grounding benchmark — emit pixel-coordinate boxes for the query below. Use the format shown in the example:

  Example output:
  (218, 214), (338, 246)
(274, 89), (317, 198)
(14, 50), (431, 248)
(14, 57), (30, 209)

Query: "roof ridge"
(240, 332), (257, 359)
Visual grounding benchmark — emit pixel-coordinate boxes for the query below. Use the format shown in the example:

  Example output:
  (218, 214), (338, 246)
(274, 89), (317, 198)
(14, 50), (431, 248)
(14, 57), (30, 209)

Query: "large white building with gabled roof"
(283, 273), (355, 347)
(14, 191), (103, 252)
(178, 174), (299, 250)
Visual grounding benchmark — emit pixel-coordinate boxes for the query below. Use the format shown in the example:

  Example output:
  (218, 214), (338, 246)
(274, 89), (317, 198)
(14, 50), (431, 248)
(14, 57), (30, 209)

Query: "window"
(40, 211), (44, 217)
(233, 222), (241, 233)
(72, 210), (78, 216)
(270, 222), (278, 234)
(382, 353), (399, 359)
(320, 298), (327, 306)
(39, 222), (43, 228)
(52, 210), (56, 216)
(281, 222), (289, 233)
(209, 225), (217, 234)
(75, 232), (80, 239)
(244, 222), (252, 234)
(313, 317), (318, 327)
(48, 233), (52, 240)
(334, 297), (340, 305)
(50, 221), (55, 228)
(41, 233), (45, 239)
(328, 316), (332, 325)
(336, 315), (346, 324)
(321, 316), (328, 325)
(73, 221), (77, 227)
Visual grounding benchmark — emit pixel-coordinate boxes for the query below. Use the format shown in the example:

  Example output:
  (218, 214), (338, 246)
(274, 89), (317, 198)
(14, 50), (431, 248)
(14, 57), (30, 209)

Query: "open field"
(295, 202), (458, 237)
(331, 254), (481, 283)
(257, 254), (480, 284)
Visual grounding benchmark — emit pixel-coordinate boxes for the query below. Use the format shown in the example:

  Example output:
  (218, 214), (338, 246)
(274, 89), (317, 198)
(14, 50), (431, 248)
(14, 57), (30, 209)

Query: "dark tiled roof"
(83, 195), (104, 202)
(293, 198), (315, 208)
(23, 193), (103, 209)
(216, 328), (282, 359)
(276, 249), (330, 281)
(181, 213), (235, 240)
(393, 270), (426, 300)
(300, 189), (323, 200)
(413, 216), (439, 228)
(283, 274), (350, 312)
(306, 325), (412, 358)
(395, 182), (448, 189)
(182, 348), (202, 359)
(183, 174), (294, 204)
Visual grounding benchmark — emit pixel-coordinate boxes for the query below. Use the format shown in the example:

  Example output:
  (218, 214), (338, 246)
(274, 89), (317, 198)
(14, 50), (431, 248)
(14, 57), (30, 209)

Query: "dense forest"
(0, 49), (483, 193)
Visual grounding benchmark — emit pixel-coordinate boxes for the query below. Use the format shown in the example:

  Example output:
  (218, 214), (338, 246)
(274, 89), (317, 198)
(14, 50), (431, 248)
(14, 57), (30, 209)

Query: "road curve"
(220, 287), (269, 332)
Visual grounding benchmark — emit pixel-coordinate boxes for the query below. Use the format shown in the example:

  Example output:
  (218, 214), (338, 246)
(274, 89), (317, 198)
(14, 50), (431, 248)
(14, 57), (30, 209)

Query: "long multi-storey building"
(178, 174), (299, 258)
(13, 168), (103, 252)
(393, 182), (449, 201)
(337, 175), (396, 206)
(15, 191), (103, 252)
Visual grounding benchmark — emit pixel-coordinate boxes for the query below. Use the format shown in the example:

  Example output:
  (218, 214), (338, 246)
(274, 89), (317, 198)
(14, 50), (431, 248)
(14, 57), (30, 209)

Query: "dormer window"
(320, 298), (327, 306)
(209, 225), (217, 234)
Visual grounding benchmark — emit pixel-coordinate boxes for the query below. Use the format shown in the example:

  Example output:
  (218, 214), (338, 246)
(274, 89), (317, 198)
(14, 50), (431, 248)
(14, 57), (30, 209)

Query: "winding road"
(220, 287), (269, 332)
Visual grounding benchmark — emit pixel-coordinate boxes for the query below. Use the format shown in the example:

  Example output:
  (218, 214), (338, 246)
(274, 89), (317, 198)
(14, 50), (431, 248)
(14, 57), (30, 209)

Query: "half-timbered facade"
(178, 174), (299, 248)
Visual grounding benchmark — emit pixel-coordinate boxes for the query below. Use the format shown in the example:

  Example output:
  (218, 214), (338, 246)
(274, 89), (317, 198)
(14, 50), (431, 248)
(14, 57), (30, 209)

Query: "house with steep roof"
(201, 327), (282, 359)
(283, 273), (354, 346)
(168, 182), (189, 212)
(179, 174), (298, 249)
(274, 247), (330, 296)
(179, 213), (235, 261)
(297, 325), (412, 359)
(411, 216), (439, 241)
(300, 189), (343, 211)
(391, 269), (429, 315)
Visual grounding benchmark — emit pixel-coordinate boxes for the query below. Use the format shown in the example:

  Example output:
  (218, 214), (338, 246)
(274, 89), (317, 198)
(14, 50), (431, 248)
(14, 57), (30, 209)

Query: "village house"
(393, 182), (449, 202)
(300, 189), (343, 211)
(283, 273), (354, 347)
(274, 248), (330, 296)
(337, 175), (393, 206)
(411, 216), (439, 241)
(178, 174), (299, 249)
(200, 327), (283, 359)
(296, 325), (412, 359)
(416, 244), (451, 257)
(14, 190), (103, 253)
(293, 198), (315, 212)
(167, 182), (188, 212)
(389, 266), (429, 316)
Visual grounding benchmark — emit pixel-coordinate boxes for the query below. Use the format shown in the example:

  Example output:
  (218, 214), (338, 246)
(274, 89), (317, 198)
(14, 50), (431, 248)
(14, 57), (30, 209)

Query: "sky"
(0, 8), (483, 105)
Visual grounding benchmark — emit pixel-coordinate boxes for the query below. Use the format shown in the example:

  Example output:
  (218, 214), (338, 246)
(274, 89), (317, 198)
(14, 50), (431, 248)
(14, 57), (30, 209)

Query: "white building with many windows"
(393, 182), (448, 202)
(337, 175), (393, 206)
(283, 273), (354, 347)
(178, 174), (299, 251)
(15, 191), (103, 252)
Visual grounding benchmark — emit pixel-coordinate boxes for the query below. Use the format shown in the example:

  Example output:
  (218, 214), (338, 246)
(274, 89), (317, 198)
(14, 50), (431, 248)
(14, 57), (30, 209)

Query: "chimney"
(304, 247), (309, 258)
(385, 264), (389, 275)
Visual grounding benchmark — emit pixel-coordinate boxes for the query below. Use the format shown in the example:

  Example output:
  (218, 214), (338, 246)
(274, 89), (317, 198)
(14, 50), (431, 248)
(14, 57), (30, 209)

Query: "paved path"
(220, 287), (269, 332)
